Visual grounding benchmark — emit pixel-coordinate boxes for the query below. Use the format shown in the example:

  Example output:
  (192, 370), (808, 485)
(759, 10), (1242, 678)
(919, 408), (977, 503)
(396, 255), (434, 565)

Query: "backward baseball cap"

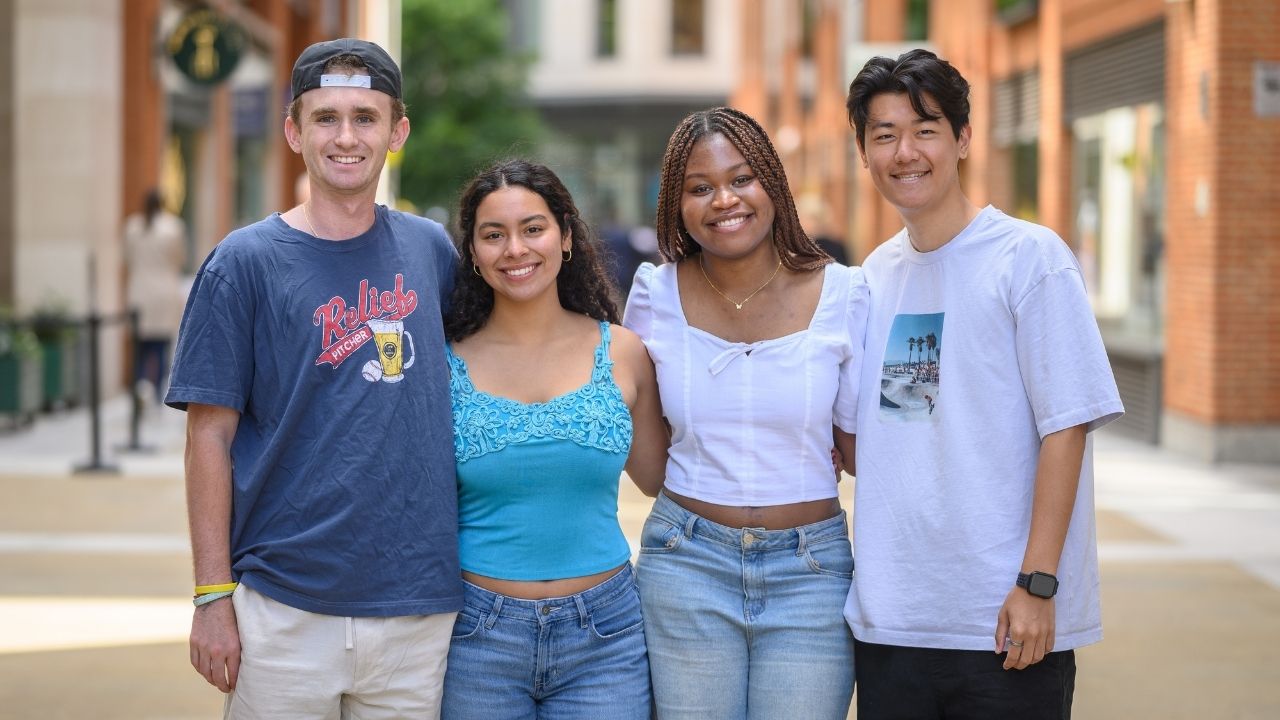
(290, 38), (402, 101)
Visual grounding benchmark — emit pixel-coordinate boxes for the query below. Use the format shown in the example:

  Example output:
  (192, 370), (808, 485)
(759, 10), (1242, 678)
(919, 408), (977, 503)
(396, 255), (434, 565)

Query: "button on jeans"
(637, 492), (856, 719)
(441, 564), (650, 720)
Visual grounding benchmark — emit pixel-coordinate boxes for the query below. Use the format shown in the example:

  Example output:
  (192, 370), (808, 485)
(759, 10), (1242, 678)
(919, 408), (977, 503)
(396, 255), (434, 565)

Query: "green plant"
(29, 298), (77, 343)
(0, 307), (40, 360)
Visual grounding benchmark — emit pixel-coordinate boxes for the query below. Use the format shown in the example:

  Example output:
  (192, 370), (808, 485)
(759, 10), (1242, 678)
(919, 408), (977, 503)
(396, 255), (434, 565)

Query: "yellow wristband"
(194, 582), (238, 595)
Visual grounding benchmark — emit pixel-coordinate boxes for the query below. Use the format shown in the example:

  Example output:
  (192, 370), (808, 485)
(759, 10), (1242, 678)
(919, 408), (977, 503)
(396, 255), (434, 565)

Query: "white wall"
(528, 0), (739, 101)
(14, 0), (124, 393)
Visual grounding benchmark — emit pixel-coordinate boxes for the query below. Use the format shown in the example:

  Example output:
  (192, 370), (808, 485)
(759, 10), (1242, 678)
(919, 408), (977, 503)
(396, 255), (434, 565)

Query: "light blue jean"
(441, 564), (650, 720)
(638, 492), (856, 719)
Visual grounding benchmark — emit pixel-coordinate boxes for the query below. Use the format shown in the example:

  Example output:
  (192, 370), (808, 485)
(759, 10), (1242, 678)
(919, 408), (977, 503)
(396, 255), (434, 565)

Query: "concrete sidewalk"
(0, 399), (1277, 718)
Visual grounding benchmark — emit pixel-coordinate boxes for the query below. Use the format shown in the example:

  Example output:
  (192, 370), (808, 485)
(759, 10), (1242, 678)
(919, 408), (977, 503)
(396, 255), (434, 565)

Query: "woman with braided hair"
(623, 107), (868, 718)
(440, 159), (668, 719)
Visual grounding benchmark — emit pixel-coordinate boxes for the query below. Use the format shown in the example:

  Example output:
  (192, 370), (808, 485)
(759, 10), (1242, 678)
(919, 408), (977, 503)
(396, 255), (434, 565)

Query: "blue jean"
(637, 492), (856, 719)
(441, 564), (650, 720)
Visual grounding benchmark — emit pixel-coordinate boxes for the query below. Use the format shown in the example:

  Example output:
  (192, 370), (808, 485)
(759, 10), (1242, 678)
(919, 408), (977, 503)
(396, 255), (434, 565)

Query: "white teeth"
(896, 172), (927, 181)
(504, 266), (535, 278)
(332, 156), (361, 164)
(714, 216), (747, 228)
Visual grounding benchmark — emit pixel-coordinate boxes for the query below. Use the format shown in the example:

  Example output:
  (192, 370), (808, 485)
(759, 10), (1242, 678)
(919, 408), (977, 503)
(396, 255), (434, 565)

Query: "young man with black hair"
(167, 39), (461, 718)
(842, 49), (1123, 718)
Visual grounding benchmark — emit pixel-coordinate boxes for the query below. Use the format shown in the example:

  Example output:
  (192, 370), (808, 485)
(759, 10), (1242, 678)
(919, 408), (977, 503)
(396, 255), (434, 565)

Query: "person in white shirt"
(624, 107), (868, 719)
(842, 49), (1123, 719)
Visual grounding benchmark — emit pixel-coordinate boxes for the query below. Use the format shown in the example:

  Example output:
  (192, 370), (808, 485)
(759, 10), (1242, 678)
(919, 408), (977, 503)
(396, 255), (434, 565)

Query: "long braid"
(656, 107), (832, 272)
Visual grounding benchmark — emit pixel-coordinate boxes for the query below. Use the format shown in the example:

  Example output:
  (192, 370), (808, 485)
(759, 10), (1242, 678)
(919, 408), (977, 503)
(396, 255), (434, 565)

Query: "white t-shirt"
(624, 261), (869, 506)
(843, 206), (1123, 651)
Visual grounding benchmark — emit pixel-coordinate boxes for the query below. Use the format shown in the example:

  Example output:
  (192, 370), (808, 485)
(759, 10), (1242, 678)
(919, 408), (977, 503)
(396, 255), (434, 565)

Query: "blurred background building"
(509, 0), (741, 227)
(0, 0), (395, 404)
(719, 0), (1277, 463)
(0, 0), (1274, 464)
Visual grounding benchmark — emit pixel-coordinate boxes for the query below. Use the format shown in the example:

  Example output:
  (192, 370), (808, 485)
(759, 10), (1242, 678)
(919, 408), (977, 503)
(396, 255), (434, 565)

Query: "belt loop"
(795, 526), (809, 557)
(574, 595), (589, 628)
(682, 513), (697, 539)
(345, 616), (354, 650)
(485, 594), (503, 630)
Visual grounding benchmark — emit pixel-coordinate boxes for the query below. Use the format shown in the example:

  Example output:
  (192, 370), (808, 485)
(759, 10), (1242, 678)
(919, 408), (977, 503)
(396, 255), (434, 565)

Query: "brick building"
(733, 0), (1278, 463)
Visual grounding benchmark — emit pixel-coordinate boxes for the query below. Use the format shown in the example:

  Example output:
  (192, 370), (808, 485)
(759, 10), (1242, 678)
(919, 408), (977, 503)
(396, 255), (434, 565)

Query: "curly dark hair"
(846, 48), (970, 151)
(444, 159), (620, 341)
(655, 107), (830, 272)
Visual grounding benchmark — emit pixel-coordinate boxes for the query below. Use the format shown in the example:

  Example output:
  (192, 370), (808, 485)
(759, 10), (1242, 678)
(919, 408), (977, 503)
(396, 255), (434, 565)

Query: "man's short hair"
(846, 49), (970, 150)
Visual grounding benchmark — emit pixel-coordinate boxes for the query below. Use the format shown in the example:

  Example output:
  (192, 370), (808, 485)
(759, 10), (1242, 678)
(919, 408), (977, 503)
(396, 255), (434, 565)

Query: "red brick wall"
(1165, 0), (1280, 425)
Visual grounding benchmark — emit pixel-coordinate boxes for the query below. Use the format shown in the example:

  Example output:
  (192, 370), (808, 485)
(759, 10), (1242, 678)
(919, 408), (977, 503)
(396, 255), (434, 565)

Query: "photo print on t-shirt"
(879, 312), (943, 421)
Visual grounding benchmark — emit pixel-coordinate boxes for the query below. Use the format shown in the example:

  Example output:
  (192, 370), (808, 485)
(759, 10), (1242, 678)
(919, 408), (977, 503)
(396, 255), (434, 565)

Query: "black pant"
(854, 639), (1076, 720)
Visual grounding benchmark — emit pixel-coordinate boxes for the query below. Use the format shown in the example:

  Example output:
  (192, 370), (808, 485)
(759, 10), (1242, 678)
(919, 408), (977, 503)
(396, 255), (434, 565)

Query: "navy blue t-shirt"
(166, 206), (462, 617)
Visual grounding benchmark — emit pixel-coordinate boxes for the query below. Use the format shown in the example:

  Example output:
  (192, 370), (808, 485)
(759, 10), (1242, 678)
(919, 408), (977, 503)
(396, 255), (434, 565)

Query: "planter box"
(36, 330), (81, 411)
(0, 353), (43, 428)
(39, 338), (64, 411)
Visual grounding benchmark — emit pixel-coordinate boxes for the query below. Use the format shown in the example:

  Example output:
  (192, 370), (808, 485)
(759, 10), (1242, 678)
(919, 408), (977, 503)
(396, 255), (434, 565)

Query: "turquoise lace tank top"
(447, 321), (634, 581)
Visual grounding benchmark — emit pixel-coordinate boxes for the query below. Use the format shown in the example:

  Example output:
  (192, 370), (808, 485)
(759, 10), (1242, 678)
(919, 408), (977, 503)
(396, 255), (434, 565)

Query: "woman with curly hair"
(440, 159), (668, 720)
(623, 107), (868, 718)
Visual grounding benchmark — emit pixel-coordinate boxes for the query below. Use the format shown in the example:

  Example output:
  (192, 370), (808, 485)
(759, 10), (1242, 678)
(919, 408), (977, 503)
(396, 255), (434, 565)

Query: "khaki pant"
(225, 583), (456, 720)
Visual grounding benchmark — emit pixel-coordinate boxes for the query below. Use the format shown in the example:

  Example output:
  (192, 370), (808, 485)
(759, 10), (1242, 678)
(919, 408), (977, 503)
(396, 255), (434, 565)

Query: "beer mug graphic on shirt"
(367, 319), (416, 383)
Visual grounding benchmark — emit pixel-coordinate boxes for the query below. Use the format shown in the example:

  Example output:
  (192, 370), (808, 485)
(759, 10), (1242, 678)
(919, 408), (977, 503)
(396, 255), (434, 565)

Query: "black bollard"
(118, 308), (153, 454)
(74, 312), (119, 474)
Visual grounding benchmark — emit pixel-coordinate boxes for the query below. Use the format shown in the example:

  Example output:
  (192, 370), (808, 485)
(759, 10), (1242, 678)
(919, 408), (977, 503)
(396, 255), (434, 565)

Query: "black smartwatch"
(1016, 571), (1059, 599)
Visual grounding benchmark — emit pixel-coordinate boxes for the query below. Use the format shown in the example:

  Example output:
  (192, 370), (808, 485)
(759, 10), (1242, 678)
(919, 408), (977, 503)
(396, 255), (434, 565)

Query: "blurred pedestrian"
(624, 107), (868, 719)
(843, 49), (1124, 719)
(165, 38), (461, 718)
(123, 188), (186, 402)
(439, 159), (667, 719)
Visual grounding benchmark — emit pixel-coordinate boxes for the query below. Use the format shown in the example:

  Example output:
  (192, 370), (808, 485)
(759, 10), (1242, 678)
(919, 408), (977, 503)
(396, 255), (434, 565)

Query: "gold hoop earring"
(562, 247), (573, 262)
(472, 264), (481, 276)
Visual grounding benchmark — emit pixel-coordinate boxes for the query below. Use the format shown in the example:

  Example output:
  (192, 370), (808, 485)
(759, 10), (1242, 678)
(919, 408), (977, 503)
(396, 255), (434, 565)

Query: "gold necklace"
(698, 254), (783, 310)
(301, 202), (320, 238)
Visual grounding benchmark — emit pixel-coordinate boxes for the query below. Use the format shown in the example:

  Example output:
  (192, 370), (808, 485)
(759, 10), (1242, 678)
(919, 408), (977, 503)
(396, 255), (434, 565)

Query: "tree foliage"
(398, 0), (544, 217)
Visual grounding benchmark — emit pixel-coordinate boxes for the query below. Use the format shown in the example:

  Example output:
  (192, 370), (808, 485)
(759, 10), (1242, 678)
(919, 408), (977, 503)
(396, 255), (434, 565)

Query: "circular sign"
(167, 9), (245, 86)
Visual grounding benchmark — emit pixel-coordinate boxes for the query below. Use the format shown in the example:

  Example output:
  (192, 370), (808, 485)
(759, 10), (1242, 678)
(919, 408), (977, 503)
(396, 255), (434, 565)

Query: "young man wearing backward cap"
(166, 38), (461, 718)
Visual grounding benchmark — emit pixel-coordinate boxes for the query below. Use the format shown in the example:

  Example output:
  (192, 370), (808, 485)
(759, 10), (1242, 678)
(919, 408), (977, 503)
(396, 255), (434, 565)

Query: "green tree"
(399, 0), (544, 216)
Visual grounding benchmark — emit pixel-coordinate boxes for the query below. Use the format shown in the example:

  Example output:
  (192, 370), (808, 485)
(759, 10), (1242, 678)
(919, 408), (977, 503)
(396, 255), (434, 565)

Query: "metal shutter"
(1065, 21), (1165, 122)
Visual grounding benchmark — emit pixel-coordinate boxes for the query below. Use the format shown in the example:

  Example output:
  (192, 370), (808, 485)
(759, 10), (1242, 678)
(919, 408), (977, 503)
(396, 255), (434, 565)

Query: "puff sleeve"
(833, 266), (870, 433)
(622, 262), (658, 342)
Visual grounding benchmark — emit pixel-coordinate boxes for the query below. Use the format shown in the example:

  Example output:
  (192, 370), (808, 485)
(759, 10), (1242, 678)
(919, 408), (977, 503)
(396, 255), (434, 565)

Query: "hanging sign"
(167, 8), (245, 86)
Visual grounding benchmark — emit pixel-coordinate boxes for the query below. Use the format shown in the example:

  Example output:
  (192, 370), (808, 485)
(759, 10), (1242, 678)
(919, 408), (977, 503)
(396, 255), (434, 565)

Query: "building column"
(1036, 0), (1069, 237)
(1162, 0), (1280, 462)
(0, 1), (13, 305)
(729, 0), (766, 120)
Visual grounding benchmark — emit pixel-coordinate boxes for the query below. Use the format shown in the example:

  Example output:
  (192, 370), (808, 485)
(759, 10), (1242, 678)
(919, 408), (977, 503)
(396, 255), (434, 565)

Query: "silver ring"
(1008, 639), (1024, 648)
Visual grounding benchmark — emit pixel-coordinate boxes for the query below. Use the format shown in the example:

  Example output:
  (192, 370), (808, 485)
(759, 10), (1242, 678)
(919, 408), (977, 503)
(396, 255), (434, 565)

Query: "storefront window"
(597, 0), (617, 57)
(671, 0), (705, 56)
(1070, 103), (1165, 338)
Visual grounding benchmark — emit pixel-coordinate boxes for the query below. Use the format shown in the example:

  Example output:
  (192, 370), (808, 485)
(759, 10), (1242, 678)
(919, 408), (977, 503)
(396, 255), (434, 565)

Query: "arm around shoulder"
(612, 325), (668, 497)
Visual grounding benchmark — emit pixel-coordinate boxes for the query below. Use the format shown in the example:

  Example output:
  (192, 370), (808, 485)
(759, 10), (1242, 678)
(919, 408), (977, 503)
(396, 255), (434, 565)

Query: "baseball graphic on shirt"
(361, 359), (383, 383)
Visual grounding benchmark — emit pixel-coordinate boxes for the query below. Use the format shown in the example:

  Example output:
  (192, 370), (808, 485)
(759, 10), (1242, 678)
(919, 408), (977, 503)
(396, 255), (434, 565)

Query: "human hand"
(994, 586), (1055, 670)
(190, 596), (241, 692)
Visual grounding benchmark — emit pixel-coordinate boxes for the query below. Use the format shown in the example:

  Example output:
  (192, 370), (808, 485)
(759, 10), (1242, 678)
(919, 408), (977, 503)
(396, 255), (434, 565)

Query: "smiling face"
(859, 91), (971, 220)
(679, 133), (777, 261)
(471, 186), (571, 304)
(284, 79), (409, 200)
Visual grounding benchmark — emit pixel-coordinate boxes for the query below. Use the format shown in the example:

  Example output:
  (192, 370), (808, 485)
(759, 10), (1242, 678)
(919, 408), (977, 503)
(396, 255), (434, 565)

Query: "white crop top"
(623, 261), (869, 506)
